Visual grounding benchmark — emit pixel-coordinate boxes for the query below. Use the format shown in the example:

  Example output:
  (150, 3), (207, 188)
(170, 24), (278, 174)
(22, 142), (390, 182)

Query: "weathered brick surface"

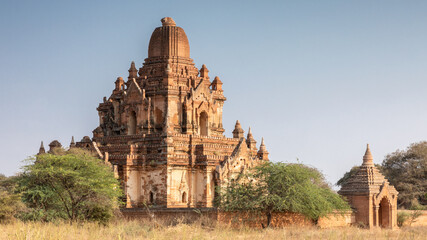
(121, 209), (355, 229)
(339, 145), (398, 229)
(48, 17), (271, 210)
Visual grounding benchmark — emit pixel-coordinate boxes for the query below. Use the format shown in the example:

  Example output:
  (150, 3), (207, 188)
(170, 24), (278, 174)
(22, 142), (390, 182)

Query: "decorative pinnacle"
(247, 127), (254, 139)
(38, 141), (46, 154)
(258, 137), (268, 154)
(213, 76), (222, 83)
(235, 120), (242, 129)
(232, 120), (244, 138)
(128, 61), (137, 78)
(70, 136), (76, 148)
(161, 17), (176, 26)
(363, 144), (374, 166)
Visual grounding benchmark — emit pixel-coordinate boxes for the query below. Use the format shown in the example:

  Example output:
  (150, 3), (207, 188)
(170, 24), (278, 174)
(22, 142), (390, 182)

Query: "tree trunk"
(267, 211), (272, 228)
(262, 211), (272, 228)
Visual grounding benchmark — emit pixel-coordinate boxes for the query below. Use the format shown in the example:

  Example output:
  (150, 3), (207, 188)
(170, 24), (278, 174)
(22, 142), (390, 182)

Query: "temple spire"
(257, 137), (269, 160)
(232, 120), (244, 139)
(362, 144), (374, 166)
(128, 61), (138, 79)
(212, 76), (223, 91)
(38, 141), (45, 155)
(70, 136), (76, 148)
(200, 64), (209, 78)
(246, 127), (257, 149)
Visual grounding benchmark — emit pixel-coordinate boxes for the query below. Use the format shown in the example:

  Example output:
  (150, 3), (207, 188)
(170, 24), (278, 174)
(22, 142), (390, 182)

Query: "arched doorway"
(379, 197), (391, 228)
(182, 192), (187, 203)
(149, 191), (154, 204)
(128, 111), (137, 135)
(199, 112), (208, 136)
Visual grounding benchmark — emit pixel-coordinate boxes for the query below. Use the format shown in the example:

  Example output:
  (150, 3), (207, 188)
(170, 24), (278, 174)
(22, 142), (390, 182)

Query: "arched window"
(128, 110), (137, 135)
(182, 192), (187, 203)
(149, 191), (154, 204)
(199, 112), (208, 136)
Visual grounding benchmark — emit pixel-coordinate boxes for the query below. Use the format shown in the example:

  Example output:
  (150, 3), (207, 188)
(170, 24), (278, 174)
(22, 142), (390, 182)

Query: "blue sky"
(1, 0), (427, 187)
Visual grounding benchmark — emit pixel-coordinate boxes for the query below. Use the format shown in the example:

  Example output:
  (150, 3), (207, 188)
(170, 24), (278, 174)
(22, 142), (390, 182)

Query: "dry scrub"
(0, 218), (425, 240)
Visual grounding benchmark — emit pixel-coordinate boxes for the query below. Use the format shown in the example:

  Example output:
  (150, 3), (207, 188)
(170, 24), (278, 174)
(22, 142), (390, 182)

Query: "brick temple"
(37, 17), (399, 228)
(40, 17), (269, 209)
(338, 144), (398, 229)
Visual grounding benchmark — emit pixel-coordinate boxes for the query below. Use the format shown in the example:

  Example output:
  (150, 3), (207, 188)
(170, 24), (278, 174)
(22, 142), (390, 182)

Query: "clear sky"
(1, 0), (427, 187)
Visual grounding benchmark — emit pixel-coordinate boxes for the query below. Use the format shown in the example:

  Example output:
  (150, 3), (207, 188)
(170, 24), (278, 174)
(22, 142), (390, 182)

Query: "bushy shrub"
(216, 162), (350, 227)
(16, 149), (123, 224)
(0, 175), (25, 223)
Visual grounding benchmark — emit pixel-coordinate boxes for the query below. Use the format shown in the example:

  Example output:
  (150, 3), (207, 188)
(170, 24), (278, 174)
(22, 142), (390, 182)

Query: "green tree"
(0, 174), (25, 223)
(381, 142), (427, 209)
(17, 149), (123, 224)
(216, 162), (350, 227)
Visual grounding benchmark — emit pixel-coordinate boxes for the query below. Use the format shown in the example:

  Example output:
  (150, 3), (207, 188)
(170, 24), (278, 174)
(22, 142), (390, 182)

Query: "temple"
(41, 17), (269, 209)
(338, 144), (398, 229)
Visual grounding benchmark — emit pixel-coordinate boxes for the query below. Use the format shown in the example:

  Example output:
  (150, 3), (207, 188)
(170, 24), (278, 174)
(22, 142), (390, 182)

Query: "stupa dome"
(148, 17), (190, 58)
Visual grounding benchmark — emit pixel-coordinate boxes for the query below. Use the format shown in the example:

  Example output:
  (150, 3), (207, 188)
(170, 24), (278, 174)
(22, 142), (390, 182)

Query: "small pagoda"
(339, 144), (398, 229)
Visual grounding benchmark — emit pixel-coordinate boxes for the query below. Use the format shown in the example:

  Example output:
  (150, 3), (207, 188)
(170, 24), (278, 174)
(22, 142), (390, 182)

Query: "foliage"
(16, 148), (123, 224)
(397, 210), (423, 227)
(381, 142), (427, 209)
(216, 162), (350, 227)
(0, 174), (25, 223)
(397, 211), (410, 227)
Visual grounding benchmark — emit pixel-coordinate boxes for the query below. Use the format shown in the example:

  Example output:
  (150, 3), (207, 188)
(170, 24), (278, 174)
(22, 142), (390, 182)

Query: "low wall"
(217, 211), (313, 228)
(121, 208), (354, 228)
(121, 208), (217, 224)
(317, 211), (354, 228)
(398, 210), (427, 227)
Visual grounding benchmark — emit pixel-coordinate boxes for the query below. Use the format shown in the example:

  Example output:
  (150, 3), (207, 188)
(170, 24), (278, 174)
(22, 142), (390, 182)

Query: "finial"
(200, 64), (209, 78)
(128, 61), (137, 78)
(257, 137), (269, 160)
(213, 76), (222, 83)
(363, 143), (374, 166)
(233, 120), (244, 138)
(246, 127), (256, 149)
(38, 141), (46, 155)
(161, 17), (176, 26)
(70, 136), (76, 148)
(246, 127), (254, 139)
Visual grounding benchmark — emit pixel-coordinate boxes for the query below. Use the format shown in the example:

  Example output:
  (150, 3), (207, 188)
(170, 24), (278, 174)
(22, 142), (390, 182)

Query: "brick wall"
(121, 209), (355, 229)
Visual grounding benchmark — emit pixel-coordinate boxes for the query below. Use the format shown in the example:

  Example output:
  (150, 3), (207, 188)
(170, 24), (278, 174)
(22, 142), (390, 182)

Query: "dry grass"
(0, 218), (426, 240)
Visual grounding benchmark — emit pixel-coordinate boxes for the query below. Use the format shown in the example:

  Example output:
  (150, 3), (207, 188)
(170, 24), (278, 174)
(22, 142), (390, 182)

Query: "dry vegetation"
(0, 217), (426, 240)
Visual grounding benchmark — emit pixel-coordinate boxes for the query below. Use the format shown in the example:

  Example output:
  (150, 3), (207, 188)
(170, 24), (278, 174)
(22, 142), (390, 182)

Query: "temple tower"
(338, 144), (398, 229)
(85, 17), (267, 209)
